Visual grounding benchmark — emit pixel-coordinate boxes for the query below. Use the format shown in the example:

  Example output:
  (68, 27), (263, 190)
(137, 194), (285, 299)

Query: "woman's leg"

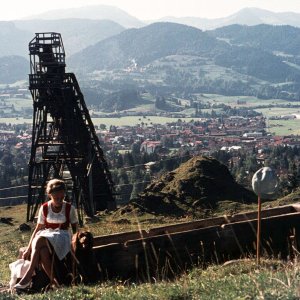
(18, 237), (49, 285)
(39, 240), (58, 285)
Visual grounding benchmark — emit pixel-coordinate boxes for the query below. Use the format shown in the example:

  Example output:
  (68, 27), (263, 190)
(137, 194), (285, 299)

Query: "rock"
(0, 217), (13, 226)
(19, 223), (31, 232)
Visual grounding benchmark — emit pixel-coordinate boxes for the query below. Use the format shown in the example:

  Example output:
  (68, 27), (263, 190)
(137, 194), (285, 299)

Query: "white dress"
(33, 201), (78, 260)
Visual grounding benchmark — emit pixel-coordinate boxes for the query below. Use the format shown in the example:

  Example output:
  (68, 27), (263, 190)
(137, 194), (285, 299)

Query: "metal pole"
(256, 194), (261, 265)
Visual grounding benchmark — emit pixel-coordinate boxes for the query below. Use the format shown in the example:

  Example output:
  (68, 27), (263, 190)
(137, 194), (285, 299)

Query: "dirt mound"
(128, 156), (256, 217)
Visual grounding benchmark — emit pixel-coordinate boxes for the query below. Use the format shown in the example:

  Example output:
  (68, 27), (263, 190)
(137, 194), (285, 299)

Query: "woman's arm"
(22, 223), (44, 260)
(71, 223), (78, 234)
(70, 205), (79, 234)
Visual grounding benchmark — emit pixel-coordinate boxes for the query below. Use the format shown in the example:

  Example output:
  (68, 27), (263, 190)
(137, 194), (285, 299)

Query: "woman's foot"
(14, 280), (31, 290)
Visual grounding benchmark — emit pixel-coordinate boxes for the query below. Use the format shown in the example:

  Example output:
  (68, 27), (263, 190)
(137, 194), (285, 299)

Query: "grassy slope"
(1, 199), (300, 299)
(2, 258), (300, 299)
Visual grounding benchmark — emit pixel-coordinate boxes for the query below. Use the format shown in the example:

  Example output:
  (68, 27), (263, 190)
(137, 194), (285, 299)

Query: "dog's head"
(72, 231), (94, 253)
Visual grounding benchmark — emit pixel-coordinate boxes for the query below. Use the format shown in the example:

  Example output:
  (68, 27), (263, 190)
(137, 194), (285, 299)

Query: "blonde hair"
(46, 178), (66, 194)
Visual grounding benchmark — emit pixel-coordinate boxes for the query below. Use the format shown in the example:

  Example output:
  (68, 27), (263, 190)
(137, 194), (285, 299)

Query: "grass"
(0, 116), (205, 127)
(2, 258), (300, 299)
(266, 119), (300, 136)
(201, 94), (296, 108)
(2, 201), (300, 299)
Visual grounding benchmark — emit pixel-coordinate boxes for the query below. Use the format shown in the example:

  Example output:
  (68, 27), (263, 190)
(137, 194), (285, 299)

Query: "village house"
(140, 140), (162, 154)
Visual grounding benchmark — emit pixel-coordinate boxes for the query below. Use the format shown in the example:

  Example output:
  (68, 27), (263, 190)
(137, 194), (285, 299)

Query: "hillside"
(14, 19), (125, 56)
(0, 19), (124, 59)
(0, 22), (32, 57)
(122, 156), (256, 218)
(214, 46), (298, 83)
(209, 24), (300, 56)
(99, 89), (149, 111)
(68, 22), (300, 101)
(68, 22), (227, 71)
(0, 56), (28, 83)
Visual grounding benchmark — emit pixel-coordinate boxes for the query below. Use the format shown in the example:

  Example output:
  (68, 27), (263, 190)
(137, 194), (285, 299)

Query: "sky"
(1, 0), (300, 21)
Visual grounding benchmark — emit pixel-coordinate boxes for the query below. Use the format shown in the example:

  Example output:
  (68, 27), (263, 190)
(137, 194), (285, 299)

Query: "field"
(267, 119), (300, 136)
(3, 93), (300, 135)
(1, 116), (203, 127)
(201, 94), (295, 108)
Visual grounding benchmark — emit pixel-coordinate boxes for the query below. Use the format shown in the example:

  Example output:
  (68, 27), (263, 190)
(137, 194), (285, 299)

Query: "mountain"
(209, 24), (300, 56)
(209, 24), (300, 82)
(14, 19), (125, 56)
(25, 5), (144, 28)
(68, 22), (228, 71)
(67, 22), (300, 101)
(68, 22), (300, 81)
(0, 22), (32, 57)
(2, 20), (300, 102)
(156, 8), (300, 30)
(0, 56), (28, 83)
(21, 5), (300, 30)
(154, 16), (216, 30)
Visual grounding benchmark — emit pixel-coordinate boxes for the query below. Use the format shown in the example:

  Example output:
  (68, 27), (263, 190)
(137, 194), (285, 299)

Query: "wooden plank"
(230, 205), (296, 223)
(93, 205), (297, 247)
(93, 217), (228, 247)
(92, 211), (300, 279)
(93, 230), (148, 247)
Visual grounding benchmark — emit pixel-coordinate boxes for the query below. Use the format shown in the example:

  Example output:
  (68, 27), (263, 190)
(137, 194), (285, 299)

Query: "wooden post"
(256, 194), (261, 265)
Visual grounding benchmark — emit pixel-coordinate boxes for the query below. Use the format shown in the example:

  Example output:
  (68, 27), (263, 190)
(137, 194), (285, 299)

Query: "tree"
(99, 124), (106, 130)
(131, 142), (141, 155)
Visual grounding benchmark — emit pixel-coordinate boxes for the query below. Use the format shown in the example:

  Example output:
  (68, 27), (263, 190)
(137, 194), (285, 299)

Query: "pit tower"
(27, 32), (115, 224)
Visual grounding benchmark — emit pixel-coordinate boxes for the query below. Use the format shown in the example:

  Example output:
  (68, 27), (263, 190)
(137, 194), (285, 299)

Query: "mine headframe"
(27, 32), (115, 224)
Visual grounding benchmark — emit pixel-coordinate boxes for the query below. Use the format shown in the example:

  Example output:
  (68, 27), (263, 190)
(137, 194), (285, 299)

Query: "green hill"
(125, 156), (256, 218)
(209, 24), (300, 56)
(68, 22), (228, 71)
(68, 22), (300, 101)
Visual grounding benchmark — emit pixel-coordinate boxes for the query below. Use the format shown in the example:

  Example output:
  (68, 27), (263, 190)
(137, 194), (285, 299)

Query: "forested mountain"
(0, 22), (32, 57)
(22, 6), (300, 30)
(157, 8), (300, 30)
(214, 46), (299, 82)
(3, 18), (300, 101)
(69, 22), (300, 79)
(25, 5), (144, 28)
(0, 56), (28, 83)
(0, 19), (124, 58)
(68, 22), (229, 71)
(209, 24), (300, 55)
(67, 22), (300, 101)
(215, 8), (300, 28)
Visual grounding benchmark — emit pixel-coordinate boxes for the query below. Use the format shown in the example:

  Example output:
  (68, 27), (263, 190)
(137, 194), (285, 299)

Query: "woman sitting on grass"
(14, 178), (78, 290)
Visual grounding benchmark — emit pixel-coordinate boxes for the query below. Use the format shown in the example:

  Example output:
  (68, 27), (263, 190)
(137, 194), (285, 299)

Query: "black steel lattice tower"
(27, 32), (115, 224)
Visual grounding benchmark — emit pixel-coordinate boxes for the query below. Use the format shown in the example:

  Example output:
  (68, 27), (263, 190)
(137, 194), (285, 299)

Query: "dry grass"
(2, 203), (300, 299)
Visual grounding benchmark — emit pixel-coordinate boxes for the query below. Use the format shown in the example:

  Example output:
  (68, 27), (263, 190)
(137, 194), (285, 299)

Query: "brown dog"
(71, 231), (99, 283)
(72, 231), (94, 253)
